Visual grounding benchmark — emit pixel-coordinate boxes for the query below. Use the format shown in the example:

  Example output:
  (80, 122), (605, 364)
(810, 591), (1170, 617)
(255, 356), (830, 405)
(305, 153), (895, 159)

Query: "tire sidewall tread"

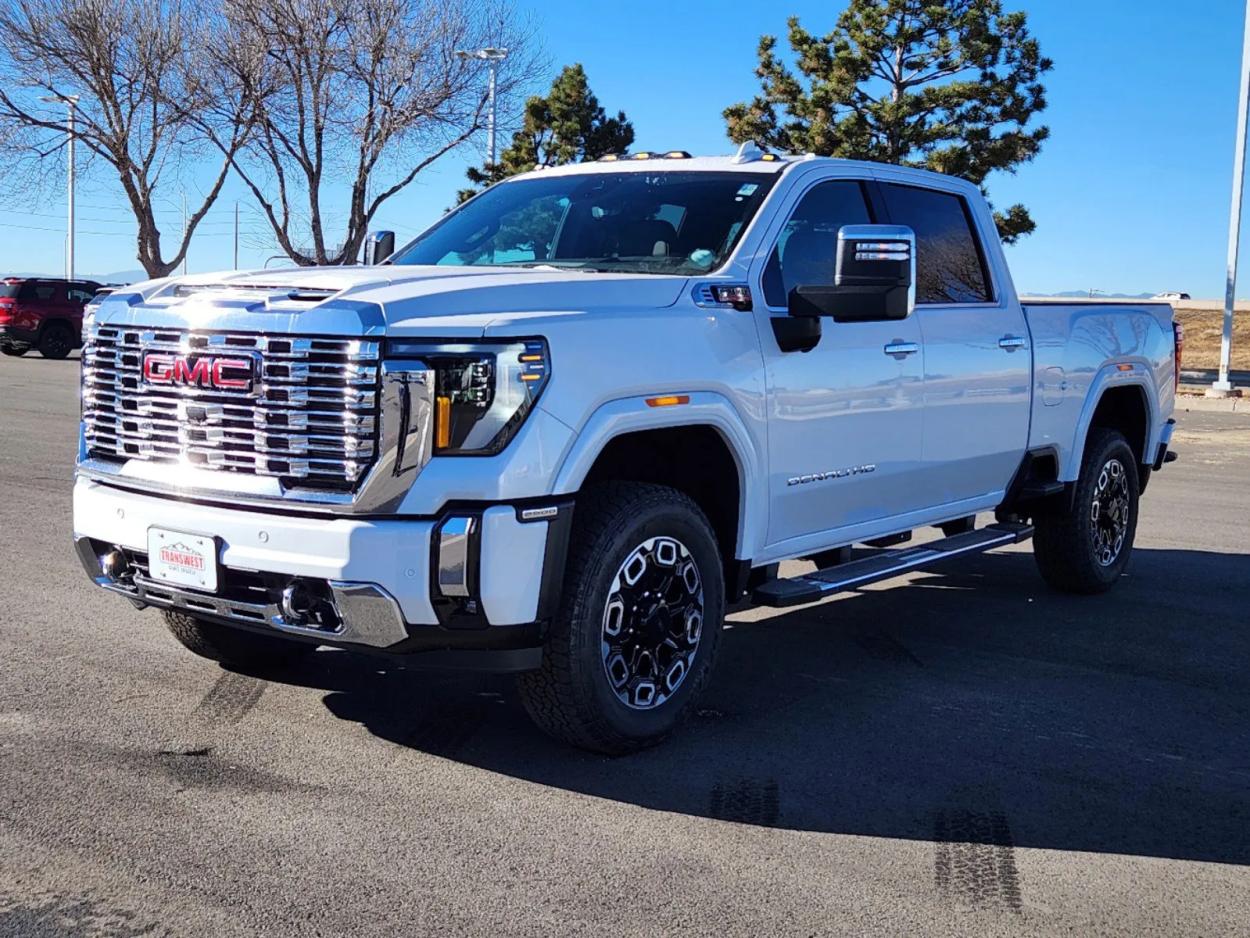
(1033, 428), (1140, 594)
(518, 482), (725, 755)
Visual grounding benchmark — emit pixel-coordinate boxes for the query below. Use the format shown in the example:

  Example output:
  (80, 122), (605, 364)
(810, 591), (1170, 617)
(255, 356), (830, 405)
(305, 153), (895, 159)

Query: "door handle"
(883, 341), (919, 357)
(998, 335), (1027, 350)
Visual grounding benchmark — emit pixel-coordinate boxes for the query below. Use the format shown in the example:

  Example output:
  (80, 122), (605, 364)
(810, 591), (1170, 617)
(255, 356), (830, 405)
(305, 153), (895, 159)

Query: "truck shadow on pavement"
(282, 546), (1250, 867)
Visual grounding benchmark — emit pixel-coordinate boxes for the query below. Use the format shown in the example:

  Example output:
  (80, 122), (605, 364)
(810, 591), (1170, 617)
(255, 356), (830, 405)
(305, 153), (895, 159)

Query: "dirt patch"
(1174, 305), (1250, 370)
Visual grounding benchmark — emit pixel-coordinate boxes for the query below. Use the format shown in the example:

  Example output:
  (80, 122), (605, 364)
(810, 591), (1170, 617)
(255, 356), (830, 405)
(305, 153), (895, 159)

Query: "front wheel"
(1033, 429), (1140, 594)
(0, 344), (28, 357)
(517, 482), (725, 755)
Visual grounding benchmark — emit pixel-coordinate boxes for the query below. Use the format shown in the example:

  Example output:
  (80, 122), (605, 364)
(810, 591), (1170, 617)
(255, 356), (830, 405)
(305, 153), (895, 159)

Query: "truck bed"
(1021, 300), (1176, 481)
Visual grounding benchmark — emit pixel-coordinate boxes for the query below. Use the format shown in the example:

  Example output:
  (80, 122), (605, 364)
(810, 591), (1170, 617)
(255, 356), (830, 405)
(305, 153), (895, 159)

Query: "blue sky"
(1, 0), (1246, 296)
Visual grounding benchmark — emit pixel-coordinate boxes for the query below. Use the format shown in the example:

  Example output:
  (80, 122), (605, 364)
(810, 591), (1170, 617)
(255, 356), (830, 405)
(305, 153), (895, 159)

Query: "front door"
(755, 177), (927, 556)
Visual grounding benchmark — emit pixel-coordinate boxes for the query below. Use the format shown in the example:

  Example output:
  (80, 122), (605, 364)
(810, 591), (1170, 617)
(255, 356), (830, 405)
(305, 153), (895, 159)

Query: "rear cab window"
(878, 183), (993, 305)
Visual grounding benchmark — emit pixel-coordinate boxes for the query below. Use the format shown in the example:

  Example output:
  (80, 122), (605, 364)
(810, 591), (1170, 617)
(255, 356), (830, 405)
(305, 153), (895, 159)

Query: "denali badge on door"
(147, 528), (219, 592)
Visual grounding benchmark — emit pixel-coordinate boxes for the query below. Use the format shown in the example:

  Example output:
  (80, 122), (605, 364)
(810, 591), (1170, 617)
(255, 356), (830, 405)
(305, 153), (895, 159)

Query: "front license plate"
(147, 527), (219, 592)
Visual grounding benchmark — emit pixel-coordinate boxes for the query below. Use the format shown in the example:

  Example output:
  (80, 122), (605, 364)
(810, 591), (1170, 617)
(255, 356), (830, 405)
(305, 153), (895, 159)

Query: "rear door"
(877, 180), (1031, 506)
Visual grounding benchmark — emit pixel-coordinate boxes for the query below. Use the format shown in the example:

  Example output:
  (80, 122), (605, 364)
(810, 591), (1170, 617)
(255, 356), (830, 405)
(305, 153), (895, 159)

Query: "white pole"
(1215, 0), (1250, 394)
(233, 200), (239, 270)
(66, 99), (75, 280)
(487, 60), (498, 167)
(181, 191), (188, 276)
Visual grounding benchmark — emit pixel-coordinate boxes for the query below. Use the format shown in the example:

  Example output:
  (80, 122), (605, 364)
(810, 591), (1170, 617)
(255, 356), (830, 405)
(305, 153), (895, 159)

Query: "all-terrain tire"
(162, 609), (313, 668)
(1033, 428), (1140, 594)
(38, 322), (75, 360)
(517, 482), (725, 755)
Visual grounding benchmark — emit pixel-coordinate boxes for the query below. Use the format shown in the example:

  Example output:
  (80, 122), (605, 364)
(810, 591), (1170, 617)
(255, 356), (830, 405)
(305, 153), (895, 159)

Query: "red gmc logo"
(142, 353), (256, 392)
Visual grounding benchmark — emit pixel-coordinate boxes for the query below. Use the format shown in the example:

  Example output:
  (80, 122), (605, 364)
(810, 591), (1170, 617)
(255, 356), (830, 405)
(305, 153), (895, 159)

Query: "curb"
(1176, 393), (1248, 414)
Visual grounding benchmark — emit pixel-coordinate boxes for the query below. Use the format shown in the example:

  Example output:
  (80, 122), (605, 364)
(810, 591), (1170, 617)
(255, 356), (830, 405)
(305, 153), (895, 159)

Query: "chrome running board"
(752, 522), (1034, 608)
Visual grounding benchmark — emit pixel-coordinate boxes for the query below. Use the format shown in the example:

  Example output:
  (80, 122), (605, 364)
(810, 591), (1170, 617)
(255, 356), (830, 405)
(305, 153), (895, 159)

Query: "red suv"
(0, 277), (102, 359)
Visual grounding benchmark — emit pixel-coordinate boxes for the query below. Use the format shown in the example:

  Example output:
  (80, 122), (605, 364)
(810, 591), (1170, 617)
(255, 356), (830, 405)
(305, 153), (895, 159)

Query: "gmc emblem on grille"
(142, 353), (257, 392)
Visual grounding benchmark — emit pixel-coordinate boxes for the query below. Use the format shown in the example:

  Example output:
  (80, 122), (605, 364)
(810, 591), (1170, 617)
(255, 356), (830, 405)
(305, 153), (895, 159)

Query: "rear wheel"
(1, 344), (28, 357)
(1033, 429), (1140, 594)
(517, 482), (725, 754)
(37, 322), (75, 359)
(162, 610), (313, 668)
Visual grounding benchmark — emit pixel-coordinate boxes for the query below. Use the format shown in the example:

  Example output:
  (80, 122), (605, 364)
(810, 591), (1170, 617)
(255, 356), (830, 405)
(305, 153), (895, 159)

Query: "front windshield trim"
(389, 170), (781, 278)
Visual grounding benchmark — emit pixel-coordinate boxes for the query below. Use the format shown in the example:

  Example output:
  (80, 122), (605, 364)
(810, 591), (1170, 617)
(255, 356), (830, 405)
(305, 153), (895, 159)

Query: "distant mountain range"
(4, 269), (148, 284)
(1026, 290), (1158, 299)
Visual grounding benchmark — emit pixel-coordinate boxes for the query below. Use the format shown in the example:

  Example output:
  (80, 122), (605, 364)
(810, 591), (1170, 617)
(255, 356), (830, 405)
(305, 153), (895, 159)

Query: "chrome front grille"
(82, 326), (381, 490)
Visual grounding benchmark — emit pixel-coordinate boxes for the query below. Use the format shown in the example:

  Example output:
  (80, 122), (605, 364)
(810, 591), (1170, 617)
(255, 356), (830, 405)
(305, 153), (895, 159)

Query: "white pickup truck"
(73, 144), (1181, 753)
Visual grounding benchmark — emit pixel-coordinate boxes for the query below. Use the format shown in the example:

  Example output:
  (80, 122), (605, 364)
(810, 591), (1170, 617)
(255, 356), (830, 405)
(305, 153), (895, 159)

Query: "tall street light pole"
(1214, 1), (1250, 398)
(40, 94), (79, 280)
(456, 47), (509, 167)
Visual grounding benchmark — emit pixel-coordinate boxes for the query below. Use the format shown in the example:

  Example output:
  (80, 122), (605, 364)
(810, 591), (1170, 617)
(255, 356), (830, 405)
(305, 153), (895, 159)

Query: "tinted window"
(23, 282), (58, 301)
(880, 184), (991, 304)
(67, 287), (95, 303)
(0, 282), (20, 299)
(391, 172), (777, 275)
(762, 181), (872, 308)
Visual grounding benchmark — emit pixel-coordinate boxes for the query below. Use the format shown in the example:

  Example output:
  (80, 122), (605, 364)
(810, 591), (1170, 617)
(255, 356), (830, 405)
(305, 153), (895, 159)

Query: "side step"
(752, 522), (1034, 608)
(1018, 479), (1065, 500)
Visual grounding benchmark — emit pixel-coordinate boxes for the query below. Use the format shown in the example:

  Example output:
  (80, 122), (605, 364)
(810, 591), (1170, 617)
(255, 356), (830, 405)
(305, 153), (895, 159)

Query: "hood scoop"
(159, 280), (343, 312)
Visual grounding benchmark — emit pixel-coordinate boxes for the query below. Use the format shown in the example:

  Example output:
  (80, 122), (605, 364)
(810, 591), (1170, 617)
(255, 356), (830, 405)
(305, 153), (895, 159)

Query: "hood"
(100, 264), (690, 338)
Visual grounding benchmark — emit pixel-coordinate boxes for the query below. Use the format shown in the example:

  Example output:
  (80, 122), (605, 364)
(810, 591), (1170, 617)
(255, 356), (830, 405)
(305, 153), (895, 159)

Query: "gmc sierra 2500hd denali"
(73, 144), (1181, 754)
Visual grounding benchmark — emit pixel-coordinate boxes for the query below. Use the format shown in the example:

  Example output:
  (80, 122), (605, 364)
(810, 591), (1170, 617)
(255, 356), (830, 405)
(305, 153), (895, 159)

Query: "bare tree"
(0, 0), (254, 278)
(213, 0), (537, 266)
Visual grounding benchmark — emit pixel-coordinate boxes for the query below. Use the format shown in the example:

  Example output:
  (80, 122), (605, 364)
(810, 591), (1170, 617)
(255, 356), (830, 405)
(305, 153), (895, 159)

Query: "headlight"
(385, 338), (550, 455)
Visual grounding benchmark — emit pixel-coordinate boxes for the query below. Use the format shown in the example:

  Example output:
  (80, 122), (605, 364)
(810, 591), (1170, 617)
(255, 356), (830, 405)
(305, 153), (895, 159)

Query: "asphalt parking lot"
(1, 352), (1248, 937)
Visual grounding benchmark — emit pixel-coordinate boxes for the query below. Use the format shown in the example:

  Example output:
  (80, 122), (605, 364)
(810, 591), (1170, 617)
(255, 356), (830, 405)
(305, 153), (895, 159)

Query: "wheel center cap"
(641, 603), (670, 642)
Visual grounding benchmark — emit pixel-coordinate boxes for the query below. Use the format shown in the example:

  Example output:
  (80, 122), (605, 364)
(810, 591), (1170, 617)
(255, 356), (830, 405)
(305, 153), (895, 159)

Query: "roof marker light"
(598, 153), (622, 162)
(630, 151), (654, 160)
(664, 150), (692, 159)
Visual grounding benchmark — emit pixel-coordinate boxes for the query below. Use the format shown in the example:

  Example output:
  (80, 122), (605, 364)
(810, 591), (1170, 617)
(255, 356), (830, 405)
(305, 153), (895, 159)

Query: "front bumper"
(73, 478), (568, 661)
(0, 324), (37, 346)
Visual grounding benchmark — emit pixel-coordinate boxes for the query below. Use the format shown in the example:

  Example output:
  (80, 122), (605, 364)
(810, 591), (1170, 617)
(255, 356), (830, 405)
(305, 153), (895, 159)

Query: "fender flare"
(547, 391), (765, 558)
(1062, 363), (1158, 481)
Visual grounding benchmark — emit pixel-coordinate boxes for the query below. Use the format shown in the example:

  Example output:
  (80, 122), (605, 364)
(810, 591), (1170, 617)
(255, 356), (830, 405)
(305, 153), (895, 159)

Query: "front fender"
(547, 392), (765, 559)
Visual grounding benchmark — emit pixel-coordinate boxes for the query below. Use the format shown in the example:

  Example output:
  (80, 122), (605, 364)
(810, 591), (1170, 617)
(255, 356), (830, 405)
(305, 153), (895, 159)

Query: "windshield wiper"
(493, 261), (608, 273)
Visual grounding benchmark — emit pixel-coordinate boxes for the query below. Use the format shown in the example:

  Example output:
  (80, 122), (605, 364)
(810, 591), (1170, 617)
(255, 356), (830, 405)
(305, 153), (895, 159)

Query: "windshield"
(390, 171), (778, 275)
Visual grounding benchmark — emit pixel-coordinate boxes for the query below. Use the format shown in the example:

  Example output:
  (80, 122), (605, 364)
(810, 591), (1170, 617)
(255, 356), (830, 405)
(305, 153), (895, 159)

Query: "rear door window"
(24, 282), (58, 302)
(879, 184), (992, 304)
(762, 180), (873, 308)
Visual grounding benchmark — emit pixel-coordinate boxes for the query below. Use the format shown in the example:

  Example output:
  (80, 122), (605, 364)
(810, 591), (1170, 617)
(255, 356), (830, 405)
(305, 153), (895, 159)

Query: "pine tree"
(458, 64), (633, 203)
(724, 0), (1052, 243)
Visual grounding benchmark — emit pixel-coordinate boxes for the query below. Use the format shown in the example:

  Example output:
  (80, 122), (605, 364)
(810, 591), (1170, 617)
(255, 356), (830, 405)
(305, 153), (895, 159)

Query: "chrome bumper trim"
(75, 537), (408, 648)
(436, 516), (476, 598)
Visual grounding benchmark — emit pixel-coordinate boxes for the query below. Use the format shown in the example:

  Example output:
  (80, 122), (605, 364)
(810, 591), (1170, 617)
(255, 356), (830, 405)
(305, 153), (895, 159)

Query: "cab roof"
(507, 142), (975, 194)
